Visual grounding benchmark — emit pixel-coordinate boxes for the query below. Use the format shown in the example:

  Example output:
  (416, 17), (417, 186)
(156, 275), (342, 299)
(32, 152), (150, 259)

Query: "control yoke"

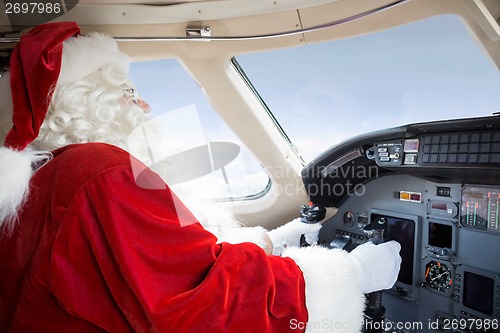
(362, 216), (389, 333)
(299, 202), (326, 247)
(300, 202), (326, 224)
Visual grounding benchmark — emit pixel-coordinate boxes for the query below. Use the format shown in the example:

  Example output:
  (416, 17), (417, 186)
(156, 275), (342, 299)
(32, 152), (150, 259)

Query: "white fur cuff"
(210, 225), (269, 249)
(284, 246), (366, 333)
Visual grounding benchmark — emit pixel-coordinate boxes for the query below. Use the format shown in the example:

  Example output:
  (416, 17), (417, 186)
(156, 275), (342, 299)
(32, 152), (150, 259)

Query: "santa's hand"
(267, 218), (322, 255)
(349, 241), (402, 293)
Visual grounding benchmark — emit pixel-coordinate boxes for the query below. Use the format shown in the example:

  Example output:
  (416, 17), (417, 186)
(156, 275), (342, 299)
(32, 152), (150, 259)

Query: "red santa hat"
(0, 21), (130, 230)
(4, 21), (130, 150)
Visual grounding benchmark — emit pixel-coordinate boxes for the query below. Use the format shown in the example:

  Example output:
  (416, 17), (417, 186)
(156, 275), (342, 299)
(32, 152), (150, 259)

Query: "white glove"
(267, 218), (322, 255)
(349, 241), (402, 293)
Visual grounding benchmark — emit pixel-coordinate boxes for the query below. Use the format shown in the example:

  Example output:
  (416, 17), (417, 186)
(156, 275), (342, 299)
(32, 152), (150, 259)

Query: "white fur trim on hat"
(284, 246), (366, 333)
(57, 32), (130, 87)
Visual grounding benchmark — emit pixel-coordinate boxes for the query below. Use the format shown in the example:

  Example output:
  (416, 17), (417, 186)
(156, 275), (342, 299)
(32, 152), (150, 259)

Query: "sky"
(129, 14), (500, 199)
(236, 14), (500, 162)
(129, 61), (270, 199)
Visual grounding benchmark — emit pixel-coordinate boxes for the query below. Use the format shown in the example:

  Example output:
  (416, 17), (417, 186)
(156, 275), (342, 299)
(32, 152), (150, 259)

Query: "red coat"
(0, 143), (308, 332)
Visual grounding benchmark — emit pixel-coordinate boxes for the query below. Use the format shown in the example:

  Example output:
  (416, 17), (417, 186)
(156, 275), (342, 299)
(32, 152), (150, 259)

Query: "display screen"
(371, 214), (415, 286)
(428, 221), (452, 248)
(463, 271), (494, 316)
(403, 139), (419, 153)
(461, 186), (500, 234)
(431, 202), (448, 211)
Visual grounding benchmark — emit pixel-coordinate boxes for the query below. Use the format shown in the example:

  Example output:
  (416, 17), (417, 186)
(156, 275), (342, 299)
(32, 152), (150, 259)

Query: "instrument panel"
(318, 176), (500, 332)
(302, 116), (500, 332)
(461, 186), (500, 234)
(320, 175), (500, 332)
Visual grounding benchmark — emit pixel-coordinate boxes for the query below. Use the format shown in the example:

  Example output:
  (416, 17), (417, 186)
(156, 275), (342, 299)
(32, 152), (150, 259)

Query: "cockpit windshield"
(235, 14), (500, 163)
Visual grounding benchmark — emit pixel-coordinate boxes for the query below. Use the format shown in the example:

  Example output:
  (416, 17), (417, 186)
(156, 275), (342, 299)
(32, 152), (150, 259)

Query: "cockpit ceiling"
(0, 0), (499, 69)
(0, 0), (344, 27)
(77, 0), (211, 3)
(0, 0), (497, 29)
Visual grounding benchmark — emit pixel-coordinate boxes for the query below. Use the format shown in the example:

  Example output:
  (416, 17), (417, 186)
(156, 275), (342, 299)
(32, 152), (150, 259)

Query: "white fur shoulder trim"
(0, 148), (49, 233)
(284, 246), (365, 333)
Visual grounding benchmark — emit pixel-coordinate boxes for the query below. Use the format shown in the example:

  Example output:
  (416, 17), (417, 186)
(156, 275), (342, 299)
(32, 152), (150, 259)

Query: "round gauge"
(425, 261), (452, 292)
(343, 211), (355, 227)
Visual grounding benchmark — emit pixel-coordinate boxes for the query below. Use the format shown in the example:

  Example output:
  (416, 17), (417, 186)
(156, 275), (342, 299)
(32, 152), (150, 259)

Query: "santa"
(0, 22), (401, 332)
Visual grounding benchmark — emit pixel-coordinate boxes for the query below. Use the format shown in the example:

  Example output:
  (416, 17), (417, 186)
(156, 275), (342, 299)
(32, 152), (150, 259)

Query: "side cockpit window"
(128, 59), (270, 202)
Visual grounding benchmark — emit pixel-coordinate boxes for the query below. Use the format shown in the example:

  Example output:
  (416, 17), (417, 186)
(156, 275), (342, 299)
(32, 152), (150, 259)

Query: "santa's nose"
(137, 98), (151, 114)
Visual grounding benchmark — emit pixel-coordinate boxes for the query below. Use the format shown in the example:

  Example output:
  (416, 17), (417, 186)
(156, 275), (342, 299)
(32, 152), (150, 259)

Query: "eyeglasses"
(121, 84), (138, 103)
(120, 84), (151, 114)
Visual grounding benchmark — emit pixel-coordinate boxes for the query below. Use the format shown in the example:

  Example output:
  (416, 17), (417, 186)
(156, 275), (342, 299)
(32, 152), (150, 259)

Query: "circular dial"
(343, 211), (355, 227)
(425, 261), (452, 292)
